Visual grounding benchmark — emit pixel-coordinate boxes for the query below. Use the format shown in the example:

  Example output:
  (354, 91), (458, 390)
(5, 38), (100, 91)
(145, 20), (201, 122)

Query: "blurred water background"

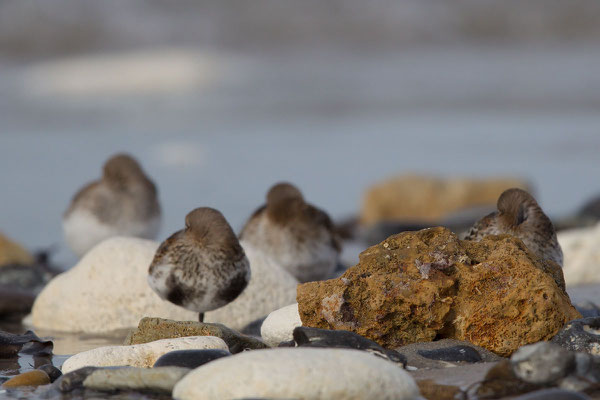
(1, 1), (599, 268)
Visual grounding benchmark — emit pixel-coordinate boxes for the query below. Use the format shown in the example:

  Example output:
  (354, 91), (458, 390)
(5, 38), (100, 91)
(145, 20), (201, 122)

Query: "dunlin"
(240, 182), (341, 282)
(148, 207), (250, 321)
(63, 153), (161, 257)
(463, 188), (563, 266)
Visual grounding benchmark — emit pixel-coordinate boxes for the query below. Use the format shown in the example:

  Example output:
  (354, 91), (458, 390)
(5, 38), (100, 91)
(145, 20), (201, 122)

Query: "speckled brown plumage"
(148, 207), (250, 314)
(240, 182), (341, 282)
(463, 188), (563, 266)
(65, 154), (160, 223)
(62, 153), (161, 257)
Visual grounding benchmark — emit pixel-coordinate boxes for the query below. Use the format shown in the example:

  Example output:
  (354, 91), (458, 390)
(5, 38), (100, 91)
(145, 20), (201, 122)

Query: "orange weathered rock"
(297, 227), (580, 357)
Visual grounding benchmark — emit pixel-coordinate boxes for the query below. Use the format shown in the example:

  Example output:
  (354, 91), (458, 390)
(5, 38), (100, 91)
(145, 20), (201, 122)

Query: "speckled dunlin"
(63, 153), (161, 257)
(463, 188), (563, 266)
(240, 182), (341, 282)
(148, 207), (250, 321)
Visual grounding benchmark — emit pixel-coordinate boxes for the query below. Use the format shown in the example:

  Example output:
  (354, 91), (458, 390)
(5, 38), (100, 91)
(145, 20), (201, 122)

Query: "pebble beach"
(2, 1), (600, 399)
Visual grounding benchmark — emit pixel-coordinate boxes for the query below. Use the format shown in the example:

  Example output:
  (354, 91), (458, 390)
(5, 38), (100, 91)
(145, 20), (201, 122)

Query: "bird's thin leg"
(199, 313), (205, 322)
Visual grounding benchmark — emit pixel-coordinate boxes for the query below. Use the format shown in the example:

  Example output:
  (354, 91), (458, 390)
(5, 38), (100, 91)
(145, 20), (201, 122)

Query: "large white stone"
(261, 303), (302, 347)
(559, 223), (600, 287)
(62, 336), (227, 373)
(31, 237), (298, 333)
(204, 240), (299, 330)
(83, 366), (190, 393)
(173, 348), (420, 400)
(31, 237), (198, 333)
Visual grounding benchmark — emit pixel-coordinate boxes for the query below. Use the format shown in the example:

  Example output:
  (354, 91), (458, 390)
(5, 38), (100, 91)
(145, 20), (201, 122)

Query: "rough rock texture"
(260, 303), (302, 347)
(559, 223), (600, 287)
(83, 366), (190, 393)
(0, 232), (34, 267)
(298, 227), (580, 356)
(173, 348), (420, 400)
(31, 237), (197, 333)
(552, 317), (600, 355)
(62, 336), (228, 373)
(360, 174), (530, 226)
(125, 317), (268, 353)
(204, 240), (299, 330)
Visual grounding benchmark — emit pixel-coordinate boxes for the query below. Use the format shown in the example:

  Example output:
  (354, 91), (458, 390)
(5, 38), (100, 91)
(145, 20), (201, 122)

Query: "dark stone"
(417, 345), (482, 363)
(0, 287), (36, 318)
(512, 388), (591, 400)
(37, 364), (62, 383)
(578, 196), (600, 221)
(291, 326), (406, 366)
(396, 339), (502, 369)
(240, 317), (265, 337)
(0, 251), (61, 319)
(0, 265), (47, 289)
(0, 330), (53, 358)
(476, 359), (542, 399)
(153, 349), (231, 368)
(551, 317), (600, 354)
(52, 366), (99, 393)
(277, 340), (295, 347)
(511, 342), (576, 385)
(574, 302), (600, 319)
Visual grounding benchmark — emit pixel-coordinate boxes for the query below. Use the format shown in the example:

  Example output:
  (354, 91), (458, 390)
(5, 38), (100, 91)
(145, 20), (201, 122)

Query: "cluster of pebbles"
(3, 154), (600, 399)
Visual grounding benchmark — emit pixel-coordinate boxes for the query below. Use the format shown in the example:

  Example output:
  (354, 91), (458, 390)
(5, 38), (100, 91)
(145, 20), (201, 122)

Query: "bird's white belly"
(63, 209), (161, 257)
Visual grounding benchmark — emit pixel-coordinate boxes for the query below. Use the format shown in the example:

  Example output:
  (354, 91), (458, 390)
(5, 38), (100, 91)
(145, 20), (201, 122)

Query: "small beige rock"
(0, 232), (34, 267)
(83, 366), (190, 392)
(2, 370), (50, 388)
(62, 336), (227, 373)
(261, 303), (302, 347)
(360, 174), (530, 225)
(559, 223), (600, 287)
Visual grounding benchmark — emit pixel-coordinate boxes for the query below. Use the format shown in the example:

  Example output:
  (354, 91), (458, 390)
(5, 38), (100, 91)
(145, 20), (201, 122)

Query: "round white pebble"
(62, 336), (228, 373)
(261, 303), (302, 347)
(173, 347), (420, 400)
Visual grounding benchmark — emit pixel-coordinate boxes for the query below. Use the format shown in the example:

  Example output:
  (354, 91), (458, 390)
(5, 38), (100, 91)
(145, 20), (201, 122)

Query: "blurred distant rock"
(559, 223), (600, 287)
(1, 0), (600, 58)
(0, 232), (33, 267)
(359, 174), (530, 227)
(578, 194), (600, 221)
(0, 234), (59, 319)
